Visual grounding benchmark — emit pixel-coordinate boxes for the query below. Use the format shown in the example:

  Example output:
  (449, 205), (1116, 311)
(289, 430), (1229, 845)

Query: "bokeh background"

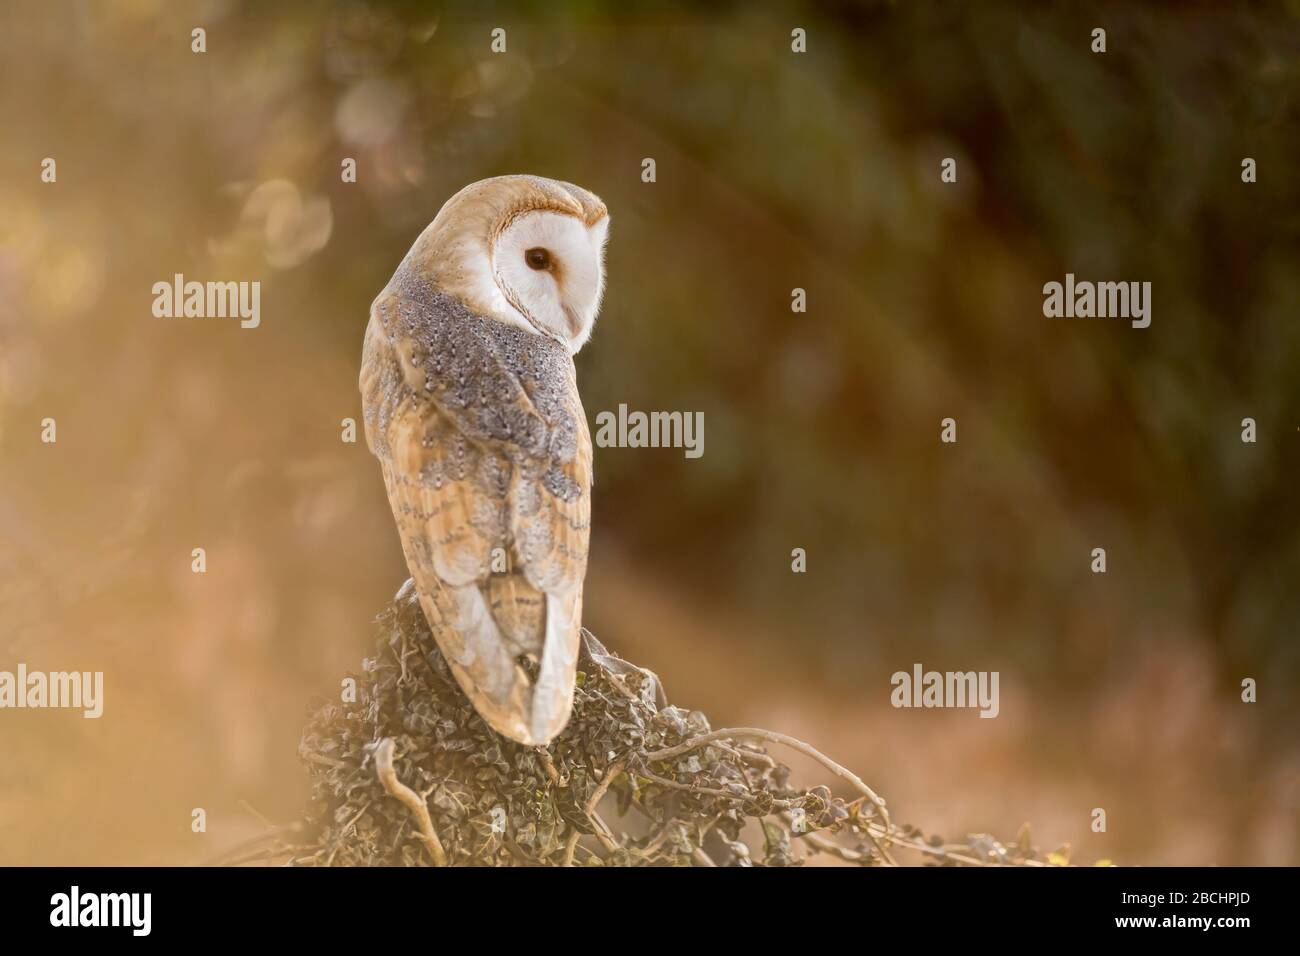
(1, 0), (1298, 865)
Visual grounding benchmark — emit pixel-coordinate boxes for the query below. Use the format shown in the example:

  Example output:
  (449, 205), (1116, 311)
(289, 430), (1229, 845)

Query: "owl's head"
(399, 175), (610, 354)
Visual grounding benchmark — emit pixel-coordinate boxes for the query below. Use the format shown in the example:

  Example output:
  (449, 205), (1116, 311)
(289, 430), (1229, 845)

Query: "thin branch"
(631, 820), (681, 859)
(373, 737), (447, 866)
(561, 829), (582, 867)
(692, 847), (717, 867)
(863, 825), (899, 866)
(585, 758), (625, 853)
(782, 813), (895, 866)
(537, 748), (561, 786)
(799, 827), (870, 863)
(238, 799), (276, 831)
(302, 751), (346, 770)
(201, 822), (304, 867)
(637, 767), (797, 809)
(643, 727), (891, 829)
(789, 812), (1049, 868)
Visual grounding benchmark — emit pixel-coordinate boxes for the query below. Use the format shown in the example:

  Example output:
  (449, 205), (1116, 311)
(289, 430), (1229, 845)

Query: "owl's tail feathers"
(529, 591), (583, 744)
(414, 581), (581, 746)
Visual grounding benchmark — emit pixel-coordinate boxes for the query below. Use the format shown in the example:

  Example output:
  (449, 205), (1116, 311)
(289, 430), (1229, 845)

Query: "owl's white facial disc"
(490, 210), (609, 354)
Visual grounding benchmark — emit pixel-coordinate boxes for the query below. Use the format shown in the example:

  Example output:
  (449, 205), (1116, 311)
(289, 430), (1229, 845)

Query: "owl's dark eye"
(525, 247), (551, 271)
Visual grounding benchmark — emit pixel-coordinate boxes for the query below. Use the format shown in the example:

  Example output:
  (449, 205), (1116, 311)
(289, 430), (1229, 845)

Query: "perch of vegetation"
(228, 583), (1079, 867)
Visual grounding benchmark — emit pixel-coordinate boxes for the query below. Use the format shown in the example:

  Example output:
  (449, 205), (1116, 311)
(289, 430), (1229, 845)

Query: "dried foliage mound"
(279, 581), (1060, 867)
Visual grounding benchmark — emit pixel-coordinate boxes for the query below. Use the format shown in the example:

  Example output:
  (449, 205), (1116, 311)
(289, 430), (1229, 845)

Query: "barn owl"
(359, 175), (609, 746)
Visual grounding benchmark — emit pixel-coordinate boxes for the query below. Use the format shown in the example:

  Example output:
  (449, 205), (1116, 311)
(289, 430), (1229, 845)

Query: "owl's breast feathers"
(359, 271), (591, 745)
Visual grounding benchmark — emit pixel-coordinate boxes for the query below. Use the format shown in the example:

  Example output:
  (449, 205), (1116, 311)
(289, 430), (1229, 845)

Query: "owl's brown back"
(359, 271), (592, 745)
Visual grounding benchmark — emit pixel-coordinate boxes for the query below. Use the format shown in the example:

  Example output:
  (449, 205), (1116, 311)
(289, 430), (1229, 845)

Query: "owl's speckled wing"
(359, 274), (591, 746)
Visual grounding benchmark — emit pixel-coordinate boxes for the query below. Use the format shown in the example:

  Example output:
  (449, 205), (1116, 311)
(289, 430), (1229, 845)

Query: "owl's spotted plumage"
(360, 176), (607, 745)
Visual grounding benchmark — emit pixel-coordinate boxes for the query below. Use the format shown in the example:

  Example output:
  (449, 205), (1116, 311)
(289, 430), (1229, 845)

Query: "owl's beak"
(562, 303), (584, 340)
(496, 272), (561, 343)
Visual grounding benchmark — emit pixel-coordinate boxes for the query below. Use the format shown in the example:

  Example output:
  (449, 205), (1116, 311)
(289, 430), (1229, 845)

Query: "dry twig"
(373, 737), (447, 866)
